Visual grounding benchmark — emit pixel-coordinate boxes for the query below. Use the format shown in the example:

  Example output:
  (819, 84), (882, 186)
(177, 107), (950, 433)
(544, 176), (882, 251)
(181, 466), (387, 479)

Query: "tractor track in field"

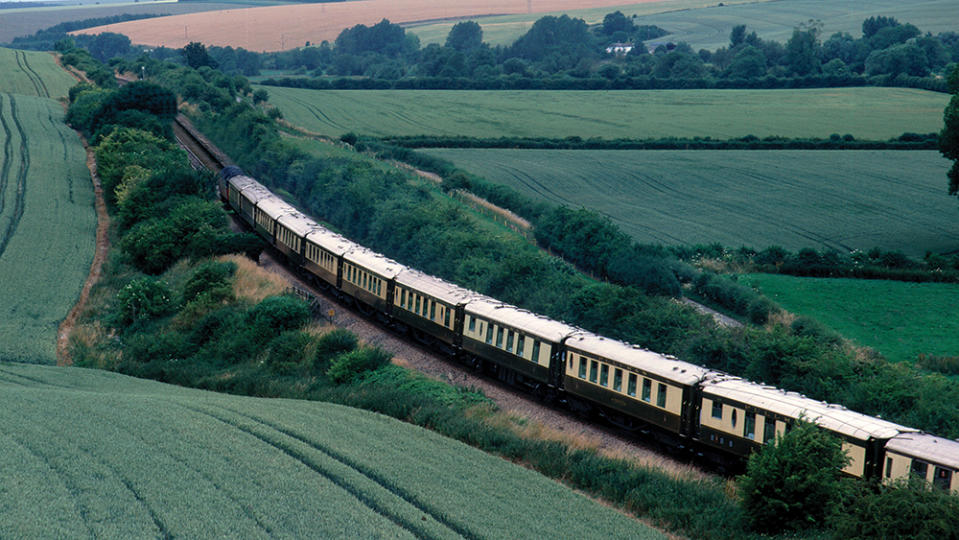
(0, 94), (29, 260)
(188, 404), (469, 540)
(15, 51), (49, 98)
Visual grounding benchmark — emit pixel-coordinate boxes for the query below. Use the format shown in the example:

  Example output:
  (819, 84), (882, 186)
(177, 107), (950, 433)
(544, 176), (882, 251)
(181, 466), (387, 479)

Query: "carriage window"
(912, 460), (929, 479)
(415, 296), (421, 314)
(495, 327), (504, 348)
(642, 379), (652, 402)
(600, 364), (609, 387)
(886, 458), (893, 478)
(745, 411), (756, 440)
(613, 369), (622, 392)
(711, 400), (722, 419)
(935, 468), (952, 490)
(589, 361), (598, 383)
(430, 302), (436, 321)
(531, 341), (541, 363)
(579, 356), (587, 378)
(468, 316), (475, 332)
(763, 418), (775, 444)
(516, 335), (525, 356)
(486, 325), (493, 345)
(444, 307), (451, 327)
(657, 383), (667, 407)
(506, 330), (514, 352)
(731, 409), (737, 428)
(400, 289), (406, 306)
(627, 374), (637, 396)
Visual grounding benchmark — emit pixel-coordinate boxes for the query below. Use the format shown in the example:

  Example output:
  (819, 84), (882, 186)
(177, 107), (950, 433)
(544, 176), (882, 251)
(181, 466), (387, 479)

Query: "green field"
(0, 362), (663, 538)
(408, 0), (959, 48)
(0, 92), (95, 363)
(425, 148), (957, 256)
(741, 273), (959, 364)
(264, 86), (949, 140)
(0, 47), (77, 99)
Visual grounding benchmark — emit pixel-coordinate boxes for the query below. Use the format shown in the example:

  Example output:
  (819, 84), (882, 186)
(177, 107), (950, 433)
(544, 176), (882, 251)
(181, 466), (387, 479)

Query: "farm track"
(14, 51), (49, 99)
(172, 114), (710, 481)
(0, 94), (29, 260)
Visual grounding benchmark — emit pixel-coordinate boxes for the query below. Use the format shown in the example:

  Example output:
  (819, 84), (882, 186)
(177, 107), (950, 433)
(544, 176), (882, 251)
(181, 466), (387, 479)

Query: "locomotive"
(219, 166), (959, 490)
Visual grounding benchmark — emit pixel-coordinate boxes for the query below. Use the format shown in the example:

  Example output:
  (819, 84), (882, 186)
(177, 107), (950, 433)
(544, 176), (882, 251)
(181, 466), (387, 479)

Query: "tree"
(446, 21), (483, 51)
(726, 45), (767, 79)
(182, 41), (216, 69)
(942, 64), (959, 195)
(601, 11), (635, 36)
(785, 25), (821, 76)
(88, 32), (131, 61)
(737, 418), (848, 534)
(730, 24), (747, 47)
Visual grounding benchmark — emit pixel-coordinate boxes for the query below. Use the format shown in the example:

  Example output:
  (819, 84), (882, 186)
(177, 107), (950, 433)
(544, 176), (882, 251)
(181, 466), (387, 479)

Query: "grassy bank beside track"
(261, 86), (950, 141)
(423, 148), (957, 257)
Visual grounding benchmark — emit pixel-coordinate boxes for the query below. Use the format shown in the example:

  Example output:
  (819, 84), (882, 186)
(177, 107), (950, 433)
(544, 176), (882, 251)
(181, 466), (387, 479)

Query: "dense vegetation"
(247, 15), (958, 91)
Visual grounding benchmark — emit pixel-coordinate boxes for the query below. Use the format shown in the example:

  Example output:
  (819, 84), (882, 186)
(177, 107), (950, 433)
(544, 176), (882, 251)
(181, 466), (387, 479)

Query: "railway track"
(171, 116), (712, 479)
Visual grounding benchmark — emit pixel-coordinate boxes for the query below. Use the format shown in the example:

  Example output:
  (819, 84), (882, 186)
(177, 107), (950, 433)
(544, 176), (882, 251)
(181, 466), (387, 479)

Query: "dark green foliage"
(247, 295), (311, 343)
(265, 331), (312, 373)
(943, 65), (959, 195)
(112, 277), (174, 326)
(446, 21), (483, 51)
(738, 419), (849, 533)
(916, 353), (959, 376)
(335, 19), (417, 58)
(182, 41), (217, 69)
(327, 347), (392, 384)
(120, 198), (229, 274)
(313, 328), (359, 370)
(182, 260), (236, 303)
(829, 478), (959, 539)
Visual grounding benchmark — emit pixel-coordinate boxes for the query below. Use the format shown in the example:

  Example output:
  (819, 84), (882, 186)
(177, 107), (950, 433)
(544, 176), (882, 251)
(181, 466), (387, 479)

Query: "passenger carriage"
(699, 376), (914, 478)
(462, 298), (577, 388)
(884, 432), (959, 492)
(302, 228), (358, 289)
(274, 210), (321, 265)
(393, 268), (478, 347)
(562, 332), (710, 435)
(225, 175), (272, 228)
(340, 247), (405, 316)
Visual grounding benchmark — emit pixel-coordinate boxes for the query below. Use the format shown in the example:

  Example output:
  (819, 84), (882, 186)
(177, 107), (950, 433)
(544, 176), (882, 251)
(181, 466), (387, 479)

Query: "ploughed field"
(740, 274), (959, 366)
(0, 90), (95, 363)
(424, 148), (956, 257)
(262, 87), (950, 140)
(72, 0), (665, 52)
(0, 47), (77, 100)
(0, 362), (663, 539)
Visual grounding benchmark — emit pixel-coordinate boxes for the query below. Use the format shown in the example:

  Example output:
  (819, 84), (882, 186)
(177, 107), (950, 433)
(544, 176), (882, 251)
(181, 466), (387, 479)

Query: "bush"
(313, 328), (359, 370)
(265, 330), (312, 373)
(747, 297), (776, 325)
(247, 295), (311, 343)
(183, 260), (237, 302)
(327, 347), (392, 384)
(112, 277), (174, 326)
(829, 477), (959, 539)
(737, 418), (848, 534)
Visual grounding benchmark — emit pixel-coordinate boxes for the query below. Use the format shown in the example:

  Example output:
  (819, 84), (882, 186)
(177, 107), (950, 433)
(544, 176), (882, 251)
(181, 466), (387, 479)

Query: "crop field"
(410, 0), (959, 48)
(0, 47), (77, 99)
(741, 274), (959, 365)
(425, 149), (957, 257)
(0, 93), (95, 363)
(0, 362), (663, 538)
(264, 86), (949, 141)
(0, 1), (281, 44)
(73, 0), (673, 52)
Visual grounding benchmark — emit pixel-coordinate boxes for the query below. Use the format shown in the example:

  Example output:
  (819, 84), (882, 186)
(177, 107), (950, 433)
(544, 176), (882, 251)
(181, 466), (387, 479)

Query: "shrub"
(247, 295), (311, 343)
(313, 328), (359, 370)
(265, 330), (312, 373)
(737, 418), (848, 534)
(113, 277), (174, 326)
(327, 347), (392, 384)
(183, 260), (237, 303)
(747, 297), (776, 325)
(829, 477), (959, 539)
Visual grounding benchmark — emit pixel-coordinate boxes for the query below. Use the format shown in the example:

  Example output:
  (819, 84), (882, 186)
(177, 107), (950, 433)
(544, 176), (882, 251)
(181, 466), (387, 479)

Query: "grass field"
(0, 47), (77, 99)
(0, 93), (95, 363)
(425, 149), (957, 257)
(0, 362), (664, 538)
(741, 273), (959, 365)
(263, 86), (949, 141)
(409, 0), (959, 48)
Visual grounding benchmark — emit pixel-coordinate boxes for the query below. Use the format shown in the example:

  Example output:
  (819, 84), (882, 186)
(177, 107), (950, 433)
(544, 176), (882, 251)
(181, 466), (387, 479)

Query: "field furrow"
(14, 51), (48, 99)
(0, 94), (30, 259)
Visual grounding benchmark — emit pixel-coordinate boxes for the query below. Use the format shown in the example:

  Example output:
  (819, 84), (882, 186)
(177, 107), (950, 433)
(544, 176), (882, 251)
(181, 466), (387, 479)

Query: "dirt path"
(57, 143), (109, 366)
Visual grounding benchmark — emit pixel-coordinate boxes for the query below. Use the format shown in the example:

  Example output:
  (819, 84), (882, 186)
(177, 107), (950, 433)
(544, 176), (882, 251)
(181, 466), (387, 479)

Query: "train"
(219, 165), (959, 490)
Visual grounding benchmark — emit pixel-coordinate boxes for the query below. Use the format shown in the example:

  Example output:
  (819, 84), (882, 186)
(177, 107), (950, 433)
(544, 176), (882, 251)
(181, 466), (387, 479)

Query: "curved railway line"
(171, 114), (713, 479)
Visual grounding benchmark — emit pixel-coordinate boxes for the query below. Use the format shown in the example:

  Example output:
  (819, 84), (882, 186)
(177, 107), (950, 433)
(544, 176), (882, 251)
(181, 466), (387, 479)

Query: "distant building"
(605, 42), (634, 55)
